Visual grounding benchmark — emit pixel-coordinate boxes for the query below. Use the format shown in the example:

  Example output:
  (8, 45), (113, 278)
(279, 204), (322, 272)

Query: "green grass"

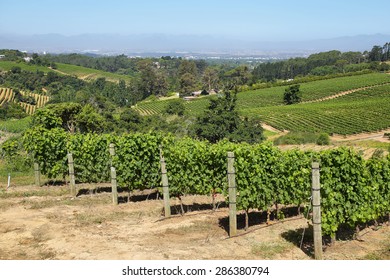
(0, 166), (35, 186)
(0, 117), (31, 133)
(251, 242), (292, 259)
(56, 63), (133, 83)
(263, 129), (279, 139)
(0, 61), (52, 73)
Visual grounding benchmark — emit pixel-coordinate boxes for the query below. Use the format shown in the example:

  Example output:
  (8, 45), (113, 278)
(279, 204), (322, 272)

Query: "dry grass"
(251, 242), (294, 259)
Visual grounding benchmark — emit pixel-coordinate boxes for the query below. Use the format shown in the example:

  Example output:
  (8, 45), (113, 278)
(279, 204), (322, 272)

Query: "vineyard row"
(0, 87), (50, 114)
(20, 130), (390, 238)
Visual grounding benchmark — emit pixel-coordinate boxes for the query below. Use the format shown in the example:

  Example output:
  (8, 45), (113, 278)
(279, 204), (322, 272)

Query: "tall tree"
(192, 91), (264, 143)
(202, 67), (219, 92)
(368, 45), (383, 62)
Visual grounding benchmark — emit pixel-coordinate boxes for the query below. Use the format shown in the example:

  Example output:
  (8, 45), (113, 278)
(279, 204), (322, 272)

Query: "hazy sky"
(1, 0), (389, 41)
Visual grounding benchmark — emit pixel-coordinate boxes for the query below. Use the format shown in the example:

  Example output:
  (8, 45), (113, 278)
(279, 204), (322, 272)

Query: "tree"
(224, 65), (251, 86)
(178, 60), (198, 77)
(120, 108), (143, 131)
(75, 104), (106, 133)
(283, 84), (301, 105)
(368, 45), (383, 62)
(136, 59), (168, 98)
(179, 73), (197, 96)
(178, 60), (198, 96)
(165, 100), (185, 116)
(202, 67), (219, 92)
(47, 103), (82, 133)
(192, 91), (264, 143)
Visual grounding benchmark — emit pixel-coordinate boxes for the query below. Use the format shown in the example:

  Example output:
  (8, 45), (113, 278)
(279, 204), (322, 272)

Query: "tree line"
(2, 43), (389, 103)
(252, 43), (390, 81)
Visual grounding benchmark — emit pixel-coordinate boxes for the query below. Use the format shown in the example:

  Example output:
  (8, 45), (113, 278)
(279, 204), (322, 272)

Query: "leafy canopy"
(192, 91), (264, 143)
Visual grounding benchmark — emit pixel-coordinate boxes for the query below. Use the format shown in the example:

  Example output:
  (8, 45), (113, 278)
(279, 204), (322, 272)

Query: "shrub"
(316, 133), (330, 145)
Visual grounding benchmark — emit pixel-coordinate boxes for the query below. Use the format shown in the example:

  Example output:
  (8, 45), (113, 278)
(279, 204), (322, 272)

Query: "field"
(0, 60), (52, 73)
(0, 61), (132, 83)
(245, 84), (390, 134)
(0, 184), (389, 260)
(55, 63), (133, 83)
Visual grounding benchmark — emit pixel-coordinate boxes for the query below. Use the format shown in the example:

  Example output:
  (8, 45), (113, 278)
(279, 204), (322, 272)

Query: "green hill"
(0, 61), (132, 83)
(134, 72), (390, 135)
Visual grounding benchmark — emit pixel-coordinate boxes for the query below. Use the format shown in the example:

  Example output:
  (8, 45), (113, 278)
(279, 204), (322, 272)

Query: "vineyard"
(245, 84), (390, 134)
(20, 130), (390, 240)
(0, 88), (50, 114)
(0, 88), (15, 106)
(133, 72), (390, 135)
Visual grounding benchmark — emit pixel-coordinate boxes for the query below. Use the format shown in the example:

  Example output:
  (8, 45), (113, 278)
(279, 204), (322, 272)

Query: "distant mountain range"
(1, 33), (389, 56)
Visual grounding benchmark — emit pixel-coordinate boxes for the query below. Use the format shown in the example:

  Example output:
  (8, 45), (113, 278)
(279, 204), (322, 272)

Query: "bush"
(0, 102), (27, 120)
(316, 133), (330, 145)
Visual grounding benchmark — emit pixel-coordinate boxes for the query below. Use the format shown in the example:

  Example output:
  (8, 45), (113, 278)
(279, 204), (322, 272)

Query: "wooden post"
(312, 162), (323, 260)
(160, 148), (171, 217)
(109, 143), (115, 167)
(111, 167), (118, 205)
(67, 153), (76, 197)
(34, 162), (41, 187)
(228, 152), (237, 237)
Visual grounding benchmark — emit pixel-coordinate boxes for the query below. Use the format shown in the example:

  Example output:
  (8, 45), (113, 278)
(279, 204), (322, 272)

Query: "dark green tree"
(192, 91), (264, 143)
(179, 73), (197, 96)
(283, 84), (301, 105)
(368, 45), (383, 62)
(119, 107), (143, 132)
(165, 100), (186, 116)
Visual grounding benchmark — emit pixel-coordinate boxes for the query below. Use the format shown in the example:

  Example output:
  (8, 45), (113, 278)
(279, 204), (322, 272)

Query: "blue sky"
(1, 0), (389, 41)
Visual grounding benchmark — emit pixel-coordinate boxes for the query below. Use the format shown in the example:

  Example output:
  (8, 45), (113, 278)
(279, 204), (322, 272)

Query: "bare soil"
(0, 184), (389, 260)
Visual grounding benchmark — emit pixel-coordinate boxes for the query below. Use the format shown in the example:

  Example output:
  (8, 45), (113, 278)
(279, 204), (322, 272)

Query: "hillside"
(134, 72), (390, 135)
(0, 61), (132, 83)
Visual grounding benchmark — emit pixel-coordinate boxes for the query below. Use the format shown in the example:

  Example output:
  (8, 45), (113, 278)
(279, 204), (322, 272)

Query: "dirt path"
(331, 128), (390, 143)
(0, 185), (389, 260)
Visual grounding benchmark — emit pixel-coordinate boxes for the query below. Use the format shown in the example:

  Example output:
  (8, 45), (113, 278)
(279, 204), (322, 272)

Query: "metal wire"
(300, 196), (313, 249)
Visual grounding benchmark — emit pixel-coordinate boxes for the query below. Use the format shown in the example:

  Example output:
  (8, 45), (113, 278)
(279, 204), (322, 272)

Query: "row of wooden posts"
(33, 145), (323, 260)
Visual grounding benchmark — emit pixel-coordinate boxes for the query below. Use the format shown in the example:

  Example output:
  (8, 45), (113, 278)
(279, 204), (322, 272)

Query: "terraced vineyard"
(0, 87), (15, 105)
(0, 88), (50, 114)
